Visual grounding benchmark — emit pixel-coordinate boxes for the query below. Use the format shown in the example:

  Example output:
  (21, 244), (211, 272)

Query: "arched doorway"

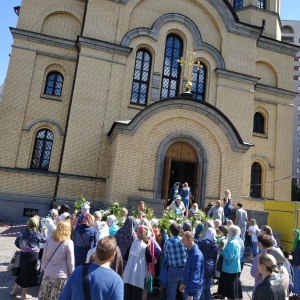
(162, 142), (199, 207)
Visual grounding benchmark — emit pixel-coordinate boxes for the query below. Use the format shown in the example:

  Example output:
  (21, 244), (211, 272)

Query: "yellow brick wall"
(0, 0), (294, 209)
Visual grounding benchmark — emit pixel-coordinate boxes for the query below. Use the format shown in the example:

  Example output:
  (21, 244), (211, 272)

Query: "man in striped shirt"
(164, 222), (187, 300)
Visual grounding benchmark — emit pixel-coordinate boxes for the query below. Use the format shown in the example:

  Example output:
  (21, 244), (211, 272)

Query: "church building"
(0, 0), (298, 219)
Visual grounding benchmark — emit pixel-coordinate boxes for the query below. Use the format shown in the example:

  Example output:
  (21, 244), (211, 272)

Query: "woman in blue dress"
(180, 182), (190, 217)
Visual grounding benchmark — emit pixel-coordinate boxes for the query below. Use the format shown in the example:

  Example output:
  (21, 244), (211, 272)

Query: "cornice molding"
(78, 36), (132, 56)
(255, 83), (298, 98)
(10, 27), (76, 50)
(257, 36), (300, 56)
(215, 68), (260, 85)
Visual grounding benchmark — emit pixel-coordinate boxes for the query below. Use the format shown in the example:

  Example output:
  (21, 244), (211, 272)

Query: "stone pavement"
(0, 225), (254, 300)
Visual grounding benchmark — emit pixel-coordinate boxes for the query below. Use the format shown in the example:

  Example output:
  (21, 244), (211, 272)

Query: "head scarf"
(27, 216), (39, 231)
(195, 223), (204, 237)
(205, 227), (216, 242)
(293, 229), (300, 250)
(137, 225), (147, 235)
(115, 216), (137, 258)
(49, 209), (58, 219)
(81, 203), (90, 214)
(190, 203), (199, 214)
(107, 215), (118, 227)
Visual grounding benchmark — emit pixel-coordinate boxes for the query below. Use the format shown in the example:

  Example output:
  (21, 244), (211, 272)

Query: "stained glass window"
(44, 72), (64, 96)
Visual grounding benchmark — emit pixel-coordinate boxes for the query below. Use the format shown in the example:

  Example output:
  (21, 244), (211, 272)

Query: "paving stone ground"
(0, 225), (253, 300)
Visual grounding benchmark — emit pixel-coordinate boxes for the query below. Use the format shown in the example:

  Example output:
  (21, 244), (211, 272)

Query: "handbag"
(7, 250), (21, 276)
(38, 242), (63, 285)
(216, 254), (223, 272)
(82, 263), (91, 300)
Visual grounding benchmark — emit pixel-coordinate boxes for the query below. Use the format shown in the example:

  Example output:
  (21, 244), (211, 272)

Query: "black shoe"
(212, 295), (225, 299)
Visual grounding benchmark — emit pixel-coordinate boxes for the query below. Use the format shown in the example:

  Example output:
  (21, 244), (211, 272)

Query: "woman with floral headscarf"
(74, 213), (95, 267)
(115, 216), (137, 259)
(11, 216), (47, 299)
(292, 229), (300, 296)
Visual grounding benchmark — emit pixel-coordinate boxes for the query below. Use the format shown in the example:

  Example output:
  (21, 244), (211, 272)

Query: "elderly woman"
(218, 225), (242, 300)
(74, 213), (95, 267)
(292, 229), (300, 297)
(188, 203), (199, 218)
(115, 216), (137, 259)
(196, 227), (218, 300)
(166, 195), (185, 217)
(38, 221), (74, 300)
(10, 216), (47, 299)
(253, 253), (285, 300)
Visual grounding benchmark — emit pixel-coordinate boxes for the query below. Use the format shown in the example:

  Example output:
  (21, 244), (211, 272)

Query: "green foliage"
(100, 203), (126, 226)
(74, 196), (91, 213)
(132, 205), (154, 221)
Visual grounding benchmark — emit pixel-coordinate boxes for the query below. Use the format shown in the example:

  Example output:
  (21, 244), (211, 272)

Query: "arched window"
(31, 129), (54, 170)
(250, 162), (262, 198)
(160, 34), (183, 99)
(258, 0), (266, 9)
(253, 112), (265, 133)
(234, 0), (243, 9)
(44, 72), (64, 96)
(130, 49), (152, 105)
(192, 63), (207, 101)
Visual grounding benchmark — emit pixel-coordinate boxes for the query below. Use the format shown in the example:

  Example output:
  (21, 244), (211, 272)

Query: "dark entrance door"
(162, 142), (199, 207)
(169, 161), (196, 197)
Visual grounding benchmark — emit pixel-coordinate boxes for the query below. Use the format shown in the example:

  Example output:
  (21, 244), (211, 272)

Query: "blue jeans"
(183, 288), (202, 300)
(293, 265), (300, 294)
(250, 242), (258, 256)
(167, 266), (184, 300)
(200, 277), (212, 300)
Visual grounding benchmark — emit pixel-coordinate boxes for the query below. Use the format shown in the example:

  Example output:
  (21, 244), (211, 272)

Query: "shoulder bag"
(82, 263), (91, 300)
(37, 241), (63, 285)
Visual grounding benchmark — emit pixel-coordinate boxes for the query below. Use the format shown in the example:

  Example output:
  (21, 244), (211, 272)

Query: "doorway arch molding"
(154, 132), (208, 209)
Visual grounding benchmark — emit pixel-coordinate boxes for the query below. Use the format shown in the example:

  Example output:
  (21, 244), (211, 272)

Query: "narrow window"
(31, 129), (54, 170)
(44, 72), (64, 96)
(160, 34), (183, 99)
(253, 112), (264, 134)
(192, 63), (207, 101)
(130, 49), (152, 105)
(250, 162), (262, 198)
(234, 0), (243, 9)
(258, 0), (266, 9)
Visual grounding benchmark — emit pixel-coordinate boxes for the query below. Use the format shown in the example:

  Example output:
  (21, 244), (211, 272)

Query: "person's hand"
(179, 284), (185, 293)
(298, 265), (300, 271)
(187, 296), (193, 300)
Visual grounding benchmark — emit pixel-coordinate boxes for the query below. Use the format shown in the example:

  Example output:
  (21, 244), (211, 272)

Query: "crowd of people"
(8, 192), (300, 300)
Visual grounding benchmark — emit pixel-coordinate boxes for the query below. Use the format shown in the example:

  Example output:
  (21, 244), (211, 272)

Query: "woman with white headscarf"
(196, 227), (218, 300)
(98, 215), (119, 240)
(188, 203), (199, 218)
